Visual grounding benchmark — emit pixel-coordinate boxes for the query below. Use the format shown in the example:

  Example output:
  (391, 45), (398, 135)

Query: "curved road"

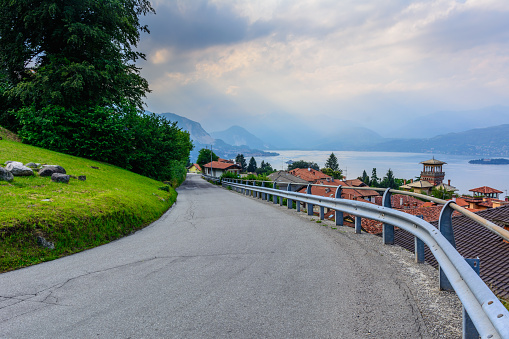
(0, 174), (451, 338)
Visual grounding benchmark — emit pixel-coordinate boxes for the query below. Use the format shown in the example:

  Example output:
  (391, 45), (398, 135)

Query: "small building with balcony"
(400, 157), (456, 195)
(420, 158), (446, 186)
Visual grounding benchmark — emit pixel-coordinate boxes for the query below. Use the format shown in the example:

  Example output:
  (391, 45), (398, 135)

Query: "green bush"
(15, 104), (193, 182)
(220, 171), (241, 180)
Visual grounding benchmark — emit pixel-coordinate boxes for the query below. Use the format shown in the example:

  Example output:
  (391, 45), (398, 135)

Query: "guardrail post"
(306, 184), (314, 216)
(382, 188), (394, 245)
(287, 184), (293, 209)
(261, 182), (266, 200)
(320, 206), (325, 220)
(335, 186), (343, 226)
(439, 201), (456, 291)
(355, 216), (362, 234)
(415, 215), (425, 263)
(273, 182), (278, 204)
(463, 258), (480, 339)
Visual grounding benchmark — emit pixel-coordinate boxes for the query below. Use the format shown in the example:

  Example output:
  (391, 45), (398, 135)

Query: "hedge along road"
(0, 173), (460, 338)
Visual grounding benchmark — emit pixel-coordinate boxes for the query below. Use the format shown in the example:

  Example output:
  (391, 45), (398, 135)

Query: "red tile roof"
(374, 194), (425, 209)
(203, 161), (241, 170)
(192, 164), (202, 171)
(289, 168), (331, 182)
(469, 186), (503, 194)
(298, 179), (379, 199)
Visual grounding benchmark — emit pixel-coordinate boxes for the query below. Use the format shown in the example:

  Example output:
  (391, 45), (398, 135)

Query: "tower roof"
(420, 158), (447, 165)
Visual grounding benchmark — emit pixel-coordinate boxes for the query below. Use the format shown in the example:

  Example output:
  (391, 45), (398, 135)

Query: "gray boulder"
(6, 162), (34, 176)
(51, 173), (70, 184)
(36, 236), (55, 250)
(0, 167), (14, 182)
(25, 162), (38, 168)
(39, 165), (66, 177)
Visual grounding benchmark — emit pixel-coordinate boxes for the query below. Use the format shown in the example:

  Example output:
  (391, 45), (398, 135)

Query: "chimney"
(448, 179), (451, 186)
(404, 179), (407, 185)
(411, 179), (414, 183)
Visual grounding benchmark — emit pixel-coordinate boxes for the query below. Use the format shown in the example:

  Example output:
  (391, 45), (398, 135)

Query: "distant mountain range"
(210, 125), (273, 150)
(387, 106), (509, 139)
(156, 112), (278, 161)
(154, 111), (509, 160)
(369, 124), (509, 156)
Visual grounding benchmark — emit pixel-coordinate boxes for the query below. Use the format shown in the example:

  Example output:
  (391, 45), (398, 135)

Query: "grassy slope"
(0, 136), (176, 272)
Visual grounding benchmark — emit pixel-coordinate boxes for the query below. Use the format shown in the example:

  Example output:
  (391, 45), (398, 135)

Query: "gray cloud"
(415, 9), (509, 53)
(141, 1), (274, 51)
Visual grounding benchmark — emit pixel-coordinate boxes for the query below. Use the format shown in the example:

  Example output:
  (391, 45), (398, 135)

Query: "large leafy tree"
(321, 167), (343, 179)
(255, 160), (274, 175)
(197, 148), (219, 169)
(0, 0), (154, 110)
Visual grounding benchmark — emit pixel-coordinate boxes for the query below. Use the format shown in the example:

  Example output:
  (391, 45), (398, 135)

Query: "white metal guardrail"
(210, 176), (509, 339)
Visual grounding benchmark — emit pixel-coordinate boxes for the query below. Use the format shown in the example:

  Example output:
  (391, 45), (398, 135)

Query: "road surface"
(0, 174), (459, 338)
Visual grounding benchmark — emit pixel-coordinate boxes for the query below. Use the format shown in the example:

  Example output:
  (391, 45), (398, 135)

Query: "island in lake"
(469, 158), (509, 165)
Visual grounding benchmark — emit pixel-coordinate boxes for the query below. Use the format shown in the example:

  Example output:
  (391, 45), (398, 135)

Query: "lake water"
(254, 150), (509, 196)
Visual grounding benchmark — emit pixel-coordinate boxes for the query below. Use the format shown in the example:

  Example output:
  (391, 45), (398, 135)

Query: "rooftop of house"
(297, 179), (379, 199)
(374, 194), (425, 209)
(469, 186), (504, 194)
(191, 164), (202, 171)
(289, 168), (331, 182)
(267, 171), (309, 185)
(403, 180), (434, 188)
(435, 182), (458, 192)
(460, 196), (509, 209)
(203, 161), (241, 170)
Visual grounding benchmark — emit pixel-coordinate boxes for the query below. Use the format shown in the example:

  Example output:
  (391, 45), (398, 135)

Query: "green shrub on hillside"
(15, 105), (192, 183)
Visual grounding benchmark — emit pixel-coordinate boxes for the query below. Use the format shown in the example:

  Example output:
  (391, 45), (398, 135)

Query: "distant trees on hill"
(288, 160), (319, 171)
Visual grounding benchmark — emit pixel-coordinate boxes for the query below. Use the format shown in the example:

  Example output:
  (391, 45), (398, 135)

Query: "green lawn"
(0, 136), (176, 272)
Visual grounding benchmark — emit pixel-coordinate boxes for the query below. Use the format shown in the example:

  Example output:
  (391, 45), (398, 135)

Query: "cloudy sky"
(137, 0), (509, 135)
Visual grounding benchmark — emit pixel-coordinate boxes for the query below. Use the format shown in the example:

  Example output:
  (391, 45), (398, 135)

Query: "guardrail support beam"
(335, 186), (343, 226)
(355, 216), (362, 234)
(320, 206), (325, 220)
(439, 201), (456, 291)
(415, 237), (425, 263)
(463, 258), (480, 339)
(287, 184), (293, 209)
(415, 215), (425, 263)
(382, 188), (394, 245)
(306, 185), (314, 216)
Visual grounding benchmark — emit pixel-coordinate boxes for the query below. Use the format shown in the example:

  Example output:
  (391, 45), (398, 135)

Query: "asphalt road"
(0, 174), (451, 338)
